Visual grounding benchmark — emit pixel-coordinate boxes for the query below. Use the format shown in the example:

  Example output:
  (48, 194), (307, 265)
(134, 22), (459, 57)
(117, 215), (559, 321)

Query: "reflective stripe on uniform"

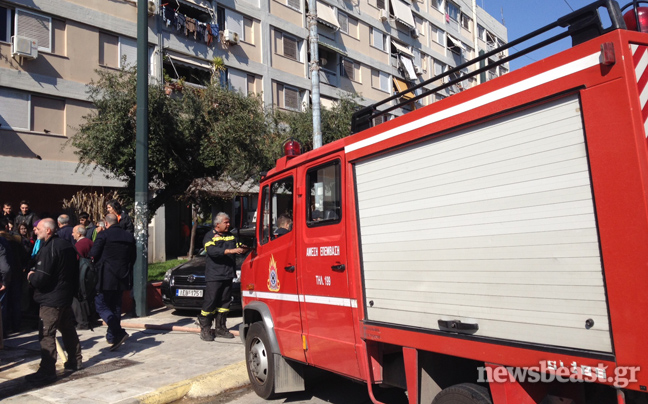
(204, 235), (236, 249)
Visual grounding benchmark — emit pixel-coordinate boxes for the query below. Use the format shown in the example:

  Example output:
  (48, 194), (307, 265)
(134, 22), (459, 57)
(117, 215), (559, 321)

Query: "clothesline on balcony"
(161, 4), (219, 46)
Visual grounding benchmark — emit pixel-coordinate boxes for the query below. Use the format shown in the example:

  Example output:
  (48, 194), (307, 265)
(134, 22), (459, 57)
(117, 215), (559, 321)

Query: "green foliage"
(70, 66), (362, 218)
(148, 258), (188, 282)
(271, 93), (362, 156)
(70, 66), (271, 217)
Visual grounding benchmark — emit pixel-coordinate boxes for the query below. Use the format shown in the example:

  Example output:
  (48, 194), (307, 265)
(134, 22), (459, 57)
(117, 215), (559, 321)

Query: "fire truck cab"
(239, 1), (648, 403)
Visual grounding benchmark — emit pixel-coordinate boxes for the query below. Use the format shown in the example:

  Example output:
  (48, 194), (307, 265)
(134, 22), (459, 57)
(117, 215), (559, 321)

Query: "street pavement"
(0, 307), (250, 403)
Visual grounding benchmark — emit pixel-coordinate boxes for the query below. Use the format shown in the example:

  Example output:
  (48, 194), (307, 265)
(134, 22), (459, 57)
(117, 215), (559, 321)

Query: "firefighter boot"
(214, 312), (234, 339)
(197, 315), (214, 342)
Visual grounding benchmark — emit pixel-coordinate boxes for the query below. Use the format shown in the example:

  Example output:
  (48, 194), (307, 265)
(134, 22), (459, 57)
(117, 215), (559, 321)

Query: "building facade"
(0, 0), (506, 261)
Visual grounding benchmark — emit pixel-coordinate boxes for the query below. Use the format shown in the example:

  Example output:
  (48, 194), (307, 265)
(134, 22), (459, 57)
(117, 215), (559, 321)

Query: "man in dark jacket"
(198, 212), (248, 341)
(14, 200), (39, 230)
(26, 218), (82, 384)
(89, 213), (135, 351)
(57, 214), (74, 244)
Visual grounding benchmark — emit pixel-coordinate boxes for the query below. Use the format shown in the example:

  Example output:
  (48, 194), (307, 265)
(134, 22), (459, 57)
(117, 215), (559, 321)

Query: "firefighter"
(198, 212), (248, 341)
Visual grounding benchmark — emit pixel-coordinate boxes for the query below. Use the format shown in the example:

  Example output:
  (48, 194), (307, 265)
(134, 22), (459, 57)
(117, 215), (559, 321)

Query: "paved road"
(187, 367), (409, 404)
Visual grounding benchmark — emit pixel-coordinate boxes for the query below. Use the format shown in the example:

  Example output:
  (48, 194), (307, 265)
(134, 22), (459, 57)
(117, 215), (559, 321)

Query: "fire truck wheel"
(245, 322), (276, 399)
(431, 383), (492, 404)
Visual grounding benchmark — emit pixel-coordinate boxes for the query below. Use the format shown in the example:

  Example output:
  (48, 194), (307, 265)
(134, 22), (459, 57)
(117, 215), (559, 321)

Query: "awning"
(393, 77), (414, 100)
(316, 1), (340, 30)
(177, 0), (211, 13)
(391, 40), (413, 57)
(446, 34), (466, 51)
(400, 55), (417, 80)
(318, 40), (347, 56)
(166, 52), (212, 71)
(390, 0), (415, 28)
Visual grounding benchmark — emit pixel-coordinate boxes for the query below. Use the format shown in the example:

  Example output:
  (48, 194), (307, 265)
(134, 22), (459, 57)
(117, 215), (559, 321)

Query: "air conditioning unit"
(148, 1), (157, 16)
(379, 9), (388, 21)
(498, 51), (505, 59)
(223, 29), (240, 45)
(411, 28), (420, 38)
(11, 36), (38, 60)
(414, 66), (423, 75)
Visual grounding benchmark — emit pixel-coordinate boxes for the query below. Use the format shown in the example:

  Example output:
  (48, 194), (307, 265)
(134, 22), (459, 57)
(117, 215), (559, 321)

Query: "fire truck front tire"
(245, 322), (276, 399)
(431, 383), (492, 404)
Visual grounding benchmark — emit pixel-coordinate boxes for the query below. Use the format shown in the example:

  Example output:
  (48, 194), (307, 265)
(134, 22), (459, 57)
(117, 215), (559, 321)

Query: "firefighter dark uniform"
(198, 229), (237, 340)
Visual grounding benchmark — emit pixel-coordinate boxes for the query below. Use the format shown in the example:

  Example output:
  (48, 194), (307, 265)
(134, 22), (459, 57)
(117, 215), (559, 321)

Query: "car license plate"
(176, 289), (203, 297)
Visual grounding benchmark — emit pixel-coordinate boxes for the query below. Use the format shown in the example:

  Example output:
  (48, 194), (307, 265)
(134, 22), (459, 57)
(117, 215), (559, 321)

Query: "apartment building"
(0, 0), (506, 260)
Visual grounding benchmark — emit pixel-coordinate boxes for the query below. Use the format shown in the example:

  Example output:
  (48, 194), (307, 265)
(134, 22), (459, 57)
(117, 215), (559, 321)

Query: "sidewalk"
(0, 308), (250, 403)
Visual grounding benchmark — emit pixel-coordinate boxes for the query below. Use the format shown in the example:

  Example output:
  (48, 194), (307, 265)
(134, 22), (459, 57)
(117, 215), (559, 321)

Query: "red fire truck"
(239, 1), (648, 402)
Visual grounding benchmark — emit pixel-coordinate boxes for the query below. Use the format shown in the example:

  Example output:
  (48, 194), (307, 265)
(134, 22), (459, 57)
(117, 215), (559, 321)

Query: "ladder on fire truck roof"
(350, 0), (629, 134)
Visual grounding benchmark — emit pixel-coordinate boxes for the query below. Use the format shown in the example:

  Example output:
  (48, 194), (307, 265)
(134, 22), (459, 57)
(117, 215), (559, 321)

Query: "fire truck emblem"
(267, 255), (281, 292)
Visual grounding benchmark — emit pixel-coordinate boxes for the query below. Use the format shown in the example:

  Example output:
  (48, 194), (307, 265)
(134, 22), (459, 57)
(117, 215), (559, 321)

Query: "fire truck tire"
(245, 322), (276, 399)
(431, 383), (492, 404)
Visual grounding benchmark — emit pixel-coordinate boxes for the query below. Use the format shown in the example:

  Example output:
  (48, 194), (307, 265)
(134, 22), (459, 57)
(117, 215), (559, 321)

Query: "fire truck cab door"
(297, 156), (360, 378)
(253, 174), (305, 362)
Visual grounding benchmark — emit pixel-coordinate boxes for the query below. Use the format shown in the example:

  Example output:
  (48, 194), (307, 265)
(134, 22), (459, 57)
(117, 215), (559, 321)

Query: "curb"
(135, 360), (250, 404)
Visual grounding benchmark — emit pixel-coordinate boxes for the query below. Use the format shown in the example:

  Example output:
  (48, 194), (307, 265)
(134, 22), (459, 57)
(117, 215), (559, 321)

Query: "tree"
(69, 66), (271, 220)
(270, 93), (363, 154)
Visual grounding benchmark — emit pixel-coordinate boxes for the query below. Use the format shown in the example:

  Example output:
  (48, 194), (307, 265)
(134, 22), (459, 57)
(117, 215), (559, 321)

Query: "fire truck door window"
(307, 161), (341, 226)
(260, 177), (294, 245)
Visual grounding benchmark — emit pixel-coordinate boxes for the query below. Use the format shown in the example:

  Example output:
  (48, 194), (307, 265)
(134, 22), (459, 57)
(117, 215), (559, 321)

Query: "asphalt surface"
(0, 307), (249, 403)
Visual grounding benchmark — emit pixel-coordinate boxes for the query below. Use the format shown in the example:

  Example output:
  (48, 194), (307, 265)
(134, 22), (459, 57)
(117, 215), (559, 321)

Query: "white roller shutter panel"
(120, 37), (137, 68)
(15, 9), (51, 52)
(0, 88), (30, 130)
(226, 9), (244, 40)
(355, 94), (612, 353)
(228, 68), (247, 95)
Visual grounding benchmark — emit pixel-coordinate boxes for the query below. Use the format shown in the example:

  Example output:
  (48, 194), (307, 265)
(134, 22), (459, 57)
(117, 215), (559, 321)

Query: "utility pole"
(307, 0), (322, 149)
(134, 0), (149, 317)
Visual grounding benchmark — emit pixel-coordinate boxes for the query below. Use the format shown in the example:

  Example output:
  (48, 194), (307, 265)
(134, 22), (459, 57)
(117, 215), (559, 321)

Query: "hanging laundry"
(206, 23), (213, 46)
(204, 23), (210, 43)
(211, 23), (219, 43)
(176, 13), (185, 32)
(185, 17), (196, 37)
(196, 23), (205, 41)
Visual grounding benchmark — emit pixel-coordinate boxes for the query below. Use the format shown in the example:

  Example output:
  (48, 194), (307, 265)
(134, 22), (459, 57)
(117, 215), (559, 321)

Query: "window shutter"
(338, 12), (348, 33)
(0, 88), (29, 130)
(16, 9), (51, 52)
(284, 36), (298, 60)
(341, 59), (354, 81)
(372, 29), (384, 50)
(284, 87), (299, 110)
(225, 8), (244, 37)
(120, 37), (137, 68)
(228, 68), (248, 95)
(287, 0), (300, 10)
(380, 71), (389, 92)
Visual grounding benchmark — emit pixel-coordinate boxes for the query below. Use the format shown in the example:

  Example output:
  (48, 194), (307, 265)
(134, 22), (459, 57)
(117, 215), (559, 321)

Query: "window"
(0, 87), (29, 130)
(373, 113), (390, 126)
(244, 17), (254, 44)
(0, 88), (66, 135)
(225, 8), (244, 40)
(286, 0), (301, 11)
(283, 34), (298, 60)
(284, 85), (300, 110)
(259, 177), (294, 245)
(372, 69), (390, 92)
(15, 8), (51, 52)
(32, 95), (64, 135)
(0, 6), (13, 43)
(414, 15), (425, 37)
(377, 0), (386, 10)
(371, 28), (386, 51)
(217, 6), (226, 31)
(434, 58), (445, 76)
(477, 24), (485, 40)
(434, 26), (444, 44)
(338, 11), (348, 34)
(247, 74), (260, 95)
(435, 0), (444, 11)
(446, 1), (459, 21)
(341, 58), (360, 82)
(228, 68), (248, 94)
(99, 32), (119, 68)
(460, 13), (472, 31)
(307, 161), (341, 226)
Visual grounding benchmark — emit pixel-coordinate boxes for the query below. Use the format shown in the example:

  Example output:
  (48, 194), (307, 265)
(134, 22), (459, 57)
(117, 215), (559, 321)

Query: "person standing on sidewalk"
(89, 213), (135, 351)
(198, 212), (248, 341)
(26, 218), (82, 384)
